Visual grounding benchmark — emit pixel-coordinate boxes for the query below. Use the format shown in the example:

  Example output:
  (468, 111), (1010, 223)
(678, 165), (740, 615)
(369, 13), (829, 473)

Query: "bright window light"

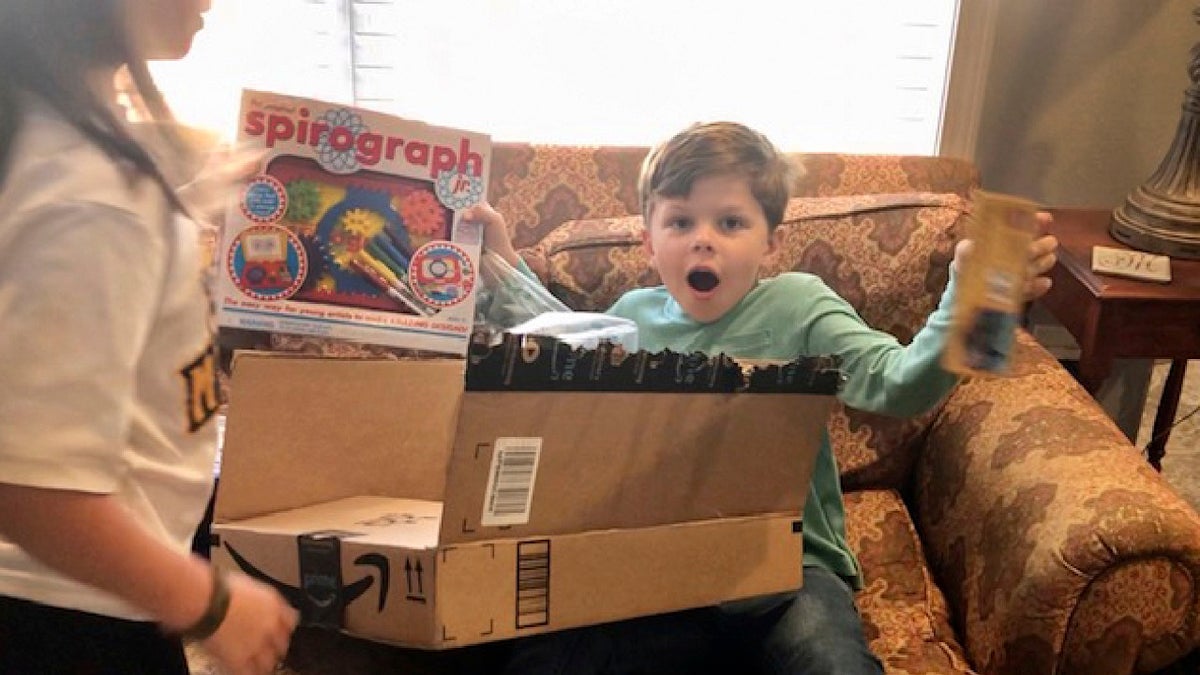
(151, 1), (958, 154)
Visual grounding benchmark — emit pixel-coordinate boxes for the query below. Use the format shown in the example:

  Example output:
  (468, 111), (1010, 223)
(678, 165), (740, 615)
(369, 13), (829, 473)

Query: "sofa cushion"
(771, 193), (966, 342)
(522, 192), (969, 489)
(489, 144), (647, 251)
(844, 489), (974, 674)
(519, 212), (655, 312)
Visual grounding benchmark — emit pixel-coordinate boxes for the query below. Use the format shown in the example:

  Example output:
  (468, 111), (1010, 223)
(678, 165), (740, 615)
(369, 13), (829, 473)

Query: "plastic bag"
(473, 249), (638, 351)
(507, 311), (638, 351)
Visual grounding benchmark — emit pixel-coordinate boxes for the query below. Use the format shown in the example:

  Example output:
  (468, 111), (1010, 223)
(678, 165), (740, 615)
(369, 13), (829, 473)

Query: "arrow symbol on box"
(405, 557), (426, 600)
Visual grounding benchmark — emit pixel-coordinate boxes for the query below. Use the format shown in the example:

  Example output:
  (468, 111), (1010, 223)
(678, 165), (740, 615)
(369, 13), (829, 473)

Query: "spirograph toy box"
(215, 90), (491, 355)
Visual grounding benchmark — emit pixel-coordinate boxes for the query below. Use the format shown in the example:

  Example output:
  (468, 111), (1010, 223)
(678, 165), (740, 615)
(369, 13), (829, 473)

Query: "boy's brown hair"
(638, 121), (796, 230)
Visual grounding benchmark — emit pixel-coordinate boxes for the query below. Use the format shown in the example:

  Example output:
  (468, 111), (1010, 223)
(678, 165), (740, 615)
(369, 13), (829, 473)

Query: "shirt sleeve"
(800, 271), (960, 418)
(0, 202), (165, 492)
(513, 256), (537, 281)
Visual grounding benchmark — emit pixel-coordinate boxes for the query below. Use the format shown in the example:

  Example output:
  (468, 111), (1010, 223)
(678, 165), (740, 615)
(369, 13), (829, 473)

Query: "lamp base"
(1111, 186), (1200, 260)
(1111, 6), (1200, 260)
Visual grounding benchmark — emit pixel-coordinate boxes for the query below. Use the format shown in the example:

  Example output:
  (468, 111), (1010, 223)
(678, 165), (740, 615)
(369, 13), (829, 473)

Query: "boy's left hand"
(953, 211), (1059, 302)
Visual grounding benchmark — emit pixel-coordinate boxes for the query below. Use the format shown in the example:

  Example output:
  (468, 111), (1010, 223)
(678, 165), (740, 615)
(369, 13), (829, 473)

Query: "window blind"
(154, 0), (960, 154)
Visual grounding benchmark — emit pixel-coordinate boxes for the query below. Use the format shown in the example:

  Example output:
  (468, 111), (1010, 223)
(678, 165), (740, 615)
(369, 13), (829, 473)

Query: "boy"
(467, 122), (1057, 674)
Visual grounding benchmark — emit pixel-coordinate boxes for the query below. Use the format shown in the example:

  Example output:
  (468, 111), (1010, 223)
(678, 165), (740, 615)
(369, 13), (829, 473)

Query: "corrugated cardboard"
(212, 353), (833, 649)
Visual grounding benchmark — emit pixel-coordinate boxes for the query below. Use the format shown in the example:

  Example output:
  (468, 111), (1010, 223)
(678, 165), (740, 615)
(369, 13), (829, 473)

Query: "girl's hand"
(463, 202), (521, 267)
(178, 143), (265, 223)
(201, 573), (297, 675)
(953, 211), (1059, 302)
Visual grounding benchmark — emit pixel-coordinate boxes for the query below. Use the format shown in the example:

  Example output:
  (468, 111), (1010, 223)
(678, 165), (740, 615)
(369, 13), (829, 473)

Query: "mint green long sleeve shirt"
(606, 272), (960, 588)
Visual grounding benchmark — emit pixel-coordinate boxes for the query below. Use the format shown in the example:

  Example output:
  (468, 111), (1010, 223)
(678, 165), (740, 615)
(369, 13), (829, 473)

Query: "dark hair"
(638, 121), (795, 230)
(0, 0), (186, 211)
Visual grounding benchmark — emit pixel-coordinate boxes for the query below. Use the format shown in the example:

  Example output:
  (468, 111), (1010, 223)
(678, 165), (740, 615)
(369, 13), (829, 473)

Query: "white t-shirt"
(0, 97), (219, 620)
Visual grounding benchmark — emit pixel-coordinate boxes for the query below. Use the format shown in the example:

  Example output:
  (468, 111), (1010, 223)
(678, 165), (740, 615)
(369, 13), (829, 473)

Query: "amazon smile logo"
(221, 534), (390, 628)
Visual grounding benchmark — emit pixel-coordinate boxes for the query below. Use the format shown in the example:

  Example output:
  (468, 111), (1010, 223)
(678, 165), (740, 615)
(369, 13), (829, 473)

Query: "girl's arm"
(0, 483), (295, 675)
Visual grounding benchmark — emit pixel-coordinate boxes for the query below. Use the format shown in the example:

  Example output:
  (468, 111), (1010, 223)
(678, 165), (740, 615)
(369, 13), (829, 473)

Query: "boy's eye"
(666, 217), (691, 230)
(718, 216), (745, 231)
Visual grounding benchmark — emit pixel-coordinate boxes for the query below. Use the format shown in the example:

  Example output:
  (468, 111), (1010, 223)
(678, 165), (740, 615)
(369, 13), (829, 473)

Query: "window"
(152, 1), (960, 154)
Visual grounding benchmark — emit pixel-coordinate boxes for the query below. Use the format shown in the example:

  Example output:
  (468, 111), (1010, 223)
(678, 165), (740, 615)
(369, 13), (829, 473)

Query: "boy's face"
(643, 173), (780, 323)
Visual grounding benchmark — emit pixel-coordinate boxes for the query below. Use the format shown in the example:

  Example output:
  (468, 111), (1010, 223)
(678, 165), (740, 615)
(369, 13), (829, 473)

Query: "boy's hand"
(463, 202), (521, 267)
(953, 211), (1059, 302)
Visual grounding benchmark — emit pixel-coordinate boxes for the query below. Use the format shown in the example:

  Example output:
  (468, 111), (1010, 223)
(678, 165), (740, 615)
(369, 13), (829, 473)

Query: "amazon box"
(211, 340), (839, 649)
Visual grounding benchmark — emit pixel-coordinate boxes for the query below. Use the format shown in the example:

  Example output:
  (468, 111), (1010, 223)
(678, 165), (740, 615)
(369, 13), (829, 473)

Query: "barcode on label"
(481, 438), (542, 526)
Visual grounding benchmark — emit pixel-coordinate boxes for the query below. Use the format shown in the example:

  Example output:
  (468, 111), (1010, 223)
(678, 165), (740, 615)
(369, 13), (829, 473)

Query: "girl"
(0, 2), (296, 674)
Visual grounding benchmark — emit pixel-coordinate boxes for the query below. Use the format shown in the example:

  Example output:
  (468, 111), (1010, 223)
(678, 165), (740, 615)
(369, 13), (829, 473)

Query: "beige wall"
(971, 1), (1198, 441)
(973, 0), (1196, 208)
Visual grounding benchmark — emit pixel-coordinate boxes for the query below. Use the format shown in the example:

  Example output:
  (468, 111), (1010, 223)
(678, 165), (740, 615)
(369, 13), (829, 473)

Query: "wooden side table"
(1035, 208), (1200, 470)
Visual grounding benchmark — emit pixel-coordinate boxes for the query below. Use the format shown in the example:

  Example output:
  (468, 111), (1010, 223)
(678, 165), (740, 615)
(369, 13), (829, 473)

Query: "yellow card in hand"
(943, 189), (1039, 377)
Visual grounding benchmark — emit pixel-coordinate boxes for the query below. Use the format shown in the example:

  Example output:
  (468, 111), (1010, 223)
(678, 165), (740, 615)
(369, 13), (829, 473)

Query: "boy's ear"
(641, 226), (656, 265)
(767, 226), (783, 256)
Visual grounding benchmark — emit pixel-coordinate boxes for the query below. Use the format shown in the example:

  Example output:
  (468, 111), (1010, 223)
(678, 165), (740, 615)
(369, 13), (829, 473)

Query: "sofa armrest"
(913, 331), (1200, 674)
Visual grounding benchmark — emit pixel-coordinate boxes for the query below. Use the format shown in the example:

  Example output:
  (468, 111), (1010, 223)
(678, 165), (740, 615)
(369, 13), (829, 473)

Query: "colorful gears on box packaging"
(284, 179), (322, 223)
(313, 187), (418, 305)
(399, 189), (446, 237)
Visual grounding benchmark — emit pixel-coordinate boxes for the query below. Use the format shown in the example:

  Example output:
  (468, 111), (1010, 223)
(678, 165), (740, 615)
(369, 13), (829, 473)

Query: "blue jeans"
(502, 565), (883, 675)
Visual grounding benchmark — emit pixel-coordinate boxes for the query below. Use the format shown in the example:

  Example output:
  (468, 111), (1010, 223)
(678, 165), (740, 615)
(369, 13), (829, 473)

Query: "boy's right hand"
(202, 574), (297, 675)
(463, 202), (521, 267)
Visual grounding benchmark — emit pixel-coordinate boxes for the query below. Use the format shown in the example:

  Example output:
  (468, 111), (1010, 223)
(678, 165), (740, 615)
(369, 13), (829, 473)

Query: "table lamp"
(1111, 5), (1200, 259)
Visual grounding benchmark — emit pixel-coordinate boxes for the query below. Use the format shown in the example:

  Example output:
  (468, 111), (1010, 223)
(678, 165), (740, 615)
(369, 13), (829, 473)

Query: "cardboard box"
(211, 351), (834, 649)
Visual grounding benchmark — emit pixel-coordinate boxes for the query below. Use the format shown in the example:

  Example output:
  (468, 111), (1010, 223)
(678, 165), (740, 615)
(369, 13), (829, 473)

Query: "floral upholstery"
(197, 148), (1200, 675)
(845, 489), (973, 674)
(915, 330), (1200, 674)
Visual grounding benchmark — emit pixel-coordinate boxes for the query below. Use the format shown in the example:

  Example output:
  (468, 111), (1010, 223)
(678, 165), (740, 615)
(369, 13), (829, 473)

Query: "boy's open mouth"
(687, 268), (720, 292)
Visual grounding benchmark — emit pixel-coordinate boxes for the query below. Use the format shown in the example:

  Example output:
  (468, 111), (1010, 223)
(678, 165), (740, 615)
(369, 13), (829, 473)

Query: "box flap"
(216, 355), (463, 521)
(439, 391), (831, 545)
(217, 496), (442, 550)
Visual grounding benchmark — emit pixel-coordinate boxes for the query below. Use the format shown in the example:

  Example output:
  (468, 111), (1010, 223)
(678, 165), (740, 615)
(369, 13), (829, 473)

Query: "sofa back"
(489, 144), (978, 250)
(502, 149), (978, 490)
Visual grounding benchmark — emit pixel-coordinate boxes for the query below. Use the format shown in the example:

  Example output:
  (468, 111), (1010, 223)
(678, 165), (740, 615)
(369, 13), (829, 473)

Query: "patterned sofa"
(191, 147), (1200, 675)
